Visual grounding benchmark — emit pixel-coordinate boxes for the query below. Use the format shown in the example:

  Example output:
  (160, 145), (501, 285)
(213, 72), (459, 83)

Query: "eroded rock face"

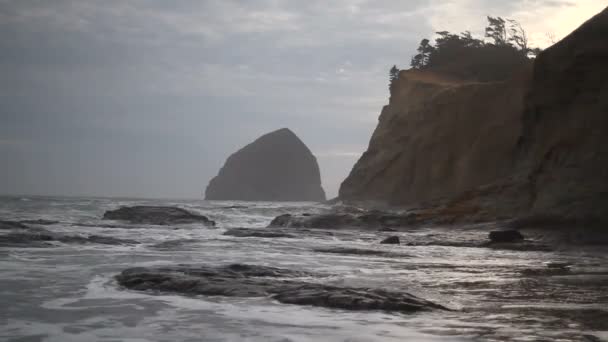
(102, 206), (215, 226)
(339, 8), (608, 225)
(205, 128), (326, 202)
(115, 264), (448, 313)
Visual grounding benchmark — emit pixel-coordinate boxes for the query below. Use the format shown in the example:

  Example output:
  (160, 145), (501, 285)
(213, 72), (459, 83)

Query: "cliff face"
(205, 128), (326, 202)
(340, 7), (608, 222)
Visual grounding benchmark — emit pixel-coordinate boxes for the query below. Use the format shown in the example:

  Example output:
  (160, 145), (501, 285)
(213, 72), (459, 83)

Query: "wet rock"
(116, 264), (448, 313)
(380, 236), (400, 244)
(103, 206), (215, 226)
(267, 210), (416, 230)
(0, 232), (55, 247)
(379, 227), (397, 232)
(489, 230), (524, 243)
(0, 220), (29, 230)
(150, 239), (201, 250)
(59, 234), (139, 246)
(268, 214), (293, 228)
(19, 219), (59, 226)
(0, 231), (139, 248)
(223, 228), (295, 239)
(313, 247), (411, 258)
(273, 284), (447, 312)
(220, 205), (249, 209)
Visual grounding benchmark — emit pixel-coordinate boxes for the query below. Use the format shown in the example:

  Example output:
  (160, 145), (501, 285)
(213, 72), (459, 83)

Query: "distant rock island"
(340, 7), (608, 224)
(205, 128), (326, 202)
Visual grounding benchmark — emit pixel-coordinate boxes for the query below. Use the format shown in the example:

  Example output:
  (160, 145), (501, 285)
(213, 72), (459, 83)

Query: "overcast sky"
(0, 0), (604, 199)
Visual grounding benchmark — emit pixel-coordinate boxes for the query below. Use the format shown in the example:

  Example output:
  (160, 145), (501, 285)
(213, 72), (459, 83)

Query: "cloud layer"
(0, 0), (602, 198)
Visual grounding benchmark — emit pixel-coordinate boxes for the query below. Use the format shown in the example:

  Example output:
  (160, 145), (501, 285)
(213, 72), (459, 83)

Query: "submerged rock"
(380, 236), (400, 244)
(489, 230), (524, 243)
(205, 128), (326, 202)
(103, 206), (215, 226)
(223, 228), (295, 239)
(116, 263), (447, 313)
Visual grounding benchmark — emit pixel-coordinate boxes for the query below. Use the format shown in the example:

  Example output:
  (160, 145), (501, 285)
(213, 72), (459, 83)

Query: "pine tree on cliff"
(389, 65), (400, 93)
(410, 39), (434, 68)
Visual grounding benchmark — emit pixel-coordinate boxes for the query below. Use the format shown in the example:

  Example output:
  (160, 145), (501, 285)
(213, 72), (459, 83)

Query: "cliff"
(205, 128), (326, 202)
(340, 7), (608, 223)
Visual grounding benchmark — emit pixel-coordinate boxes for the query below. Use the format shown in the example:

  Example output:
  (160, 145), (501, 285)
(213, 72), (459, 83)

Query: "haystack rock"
(339, 7), (608, 223)
(205, 128), (326, 202)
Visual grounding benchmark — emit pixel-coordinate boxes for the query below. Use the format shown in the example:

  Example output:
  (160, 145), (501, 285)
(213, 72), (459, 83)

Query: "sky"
(0, 0), (605, 199)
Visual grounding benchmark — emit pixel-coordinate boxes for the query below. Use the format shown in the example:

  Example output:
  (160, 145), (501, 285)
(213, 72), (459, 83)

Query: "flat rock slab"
(103, 206), (215, 226)
(223, 228), (295, 239)
(116, 263), (447, 313)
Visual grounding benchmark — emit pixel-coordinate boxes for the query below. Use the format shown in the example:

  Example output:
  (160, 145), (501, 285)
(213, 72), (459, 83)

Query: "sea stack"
(205, 128), (326, 202)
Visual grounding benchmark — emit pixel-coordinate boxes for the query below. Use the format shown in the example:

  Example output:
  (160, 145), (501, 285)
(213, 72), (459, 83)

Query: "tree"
(485, 16), (508, 46)
(508, 19), (529, 55)
(389, 65), (400, 92)
(410, 38), (434, 68)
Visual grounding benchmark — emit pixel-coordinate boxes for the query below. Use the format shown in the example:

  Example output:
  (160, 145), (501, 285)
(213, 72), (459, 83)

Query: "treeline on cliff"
(391, 16), (541, 85)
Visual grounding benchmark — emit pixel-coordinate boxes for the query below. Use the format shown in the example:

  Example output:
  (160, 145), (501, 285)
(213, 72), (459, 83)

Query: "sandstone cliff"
(340, 7), (608, 223)
(206, 128), (326, 202)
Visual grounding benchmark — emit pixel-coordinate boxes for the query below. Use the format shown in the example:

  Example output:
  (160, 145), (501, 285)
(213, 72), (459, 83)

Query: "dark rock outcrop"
(205, 128), (326, 202)
(223, 228), (295, 239)
(339, 8), (608, 225)
(380, 236), (400, 244)
(116, 264), (448, 313)
(103, 206), (215, 226)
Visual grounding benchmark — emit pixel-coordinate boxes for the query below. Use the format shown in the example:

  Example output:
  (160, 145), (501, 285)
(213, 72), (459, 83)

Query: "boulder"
(116, 263), (448, 313)
(380, 236), (400, 244)
(488, 230), (524, 243)
(102, 206), (215, 226)
(205, 128), (326, 202)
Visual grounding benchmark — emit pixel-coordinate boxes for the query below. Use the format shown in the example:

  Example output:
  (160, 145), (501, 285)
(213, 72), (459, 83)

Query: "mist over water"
(1, 196), (607, 341)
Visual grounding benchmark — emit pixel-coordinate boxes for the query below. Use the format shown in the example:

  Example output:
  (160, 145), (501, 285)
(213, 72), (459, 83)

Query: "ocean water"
(0, 196), (607, 342)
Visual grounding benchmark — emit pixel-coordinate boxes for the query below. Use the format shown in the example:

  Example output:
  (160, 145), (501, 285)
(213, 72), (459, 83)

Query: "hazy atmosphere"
(0, 0), (603, 199)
